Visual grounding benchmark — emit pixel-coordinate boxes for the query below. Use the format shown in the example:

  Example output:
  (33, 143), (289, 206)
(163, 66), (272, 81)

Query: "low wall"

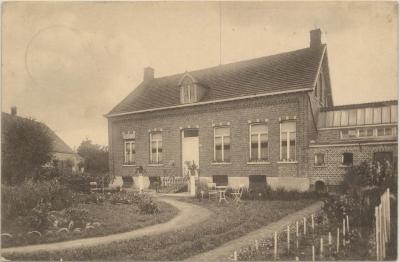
(267, 177), (310, 192)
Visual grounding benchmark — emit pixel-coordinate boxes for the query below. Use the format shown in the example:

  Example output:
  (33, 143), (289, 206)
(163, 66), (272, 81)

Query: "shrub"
(65, 208), (89, 228)
(1, 179), (73, 220)
(28, 200), (52, 231)
(138, 198), (160, 214)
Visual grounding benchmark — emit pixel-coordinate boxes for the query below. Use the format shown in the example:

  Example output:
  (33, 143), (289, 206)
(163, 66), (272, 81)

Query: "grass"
(5, 197), (316, 261)
(2, 200), (178, 248)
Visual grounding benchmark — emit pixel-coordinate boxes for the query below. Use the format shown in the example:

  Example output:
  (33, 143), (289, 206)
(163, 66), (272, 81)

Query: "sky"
(2, 1), (398, 149)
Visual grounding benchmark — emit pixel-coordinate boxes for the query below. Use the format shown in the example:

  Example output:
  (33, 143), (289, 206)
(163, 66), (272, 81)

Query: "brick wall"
(308, 143), (397, 186)
(108, 92), (312, 181)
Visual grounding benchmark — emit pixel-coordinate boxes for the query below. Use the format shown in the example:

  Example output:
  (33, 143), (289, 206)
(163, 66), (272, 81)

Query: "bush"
(1, 179), (73, 220)
(28, 200), (52, 231)
(138, 198), (160, 214)
(65, 208), (89, 228)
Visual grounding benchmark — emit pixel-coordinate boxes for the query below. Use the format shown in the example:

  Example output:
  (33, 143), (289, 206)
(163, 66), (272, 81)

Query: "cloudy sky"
(2, 1), (398, 149)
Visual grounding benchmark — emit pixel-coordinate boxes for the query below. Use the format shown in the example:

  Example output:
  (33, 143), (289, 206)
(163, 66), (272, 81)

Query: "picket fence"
(375, 188), (391, 261)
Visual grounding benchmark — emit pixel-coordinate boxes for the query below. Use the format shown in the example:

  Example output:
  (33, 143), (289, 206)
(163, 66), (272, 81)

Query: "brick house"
(106, 29), (397, 191)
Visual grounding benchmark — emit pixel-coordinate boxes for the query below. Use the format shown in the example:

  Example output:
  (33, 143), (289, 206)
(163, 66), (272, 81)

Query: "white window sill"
(211, 162), (232, 165)
(247, 161), (271, 165)
(122, 164), (137, 167)
(277, 161), (298, 164)
(339, 164), (352, 168)
(313, 165), (326, 168)
(148, 164), (164, 167)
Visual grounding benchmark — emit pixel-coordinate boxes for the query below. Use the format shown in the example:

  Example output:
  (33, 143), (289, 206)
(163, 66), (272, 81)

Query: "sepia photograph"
(1, 1), (398, 261)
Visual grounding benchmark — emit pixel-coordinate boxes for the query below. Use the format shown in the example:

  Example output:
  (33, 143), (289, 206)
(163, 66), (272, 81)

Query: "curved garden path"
(1, 197), (211, 257)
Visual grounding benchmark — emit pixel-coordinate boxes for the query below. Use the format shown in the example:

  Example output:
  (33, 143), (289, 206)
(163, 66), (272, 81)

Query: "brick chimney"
(143, 67), (154, 81)
(310, 28), (322, 49)
(10, 106), (17, 116)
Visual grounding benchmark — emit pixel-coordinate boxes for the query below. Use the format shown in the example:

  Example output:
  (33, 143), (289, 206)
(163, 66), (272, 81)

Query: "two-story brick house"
(106, 29), (397, 191)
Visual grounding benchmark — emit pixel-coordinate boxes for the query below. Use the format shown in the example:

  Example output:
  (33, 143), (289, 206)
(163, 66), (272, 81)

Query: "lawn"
(6, 197), (316, 261)
(2, 200), (178, 248)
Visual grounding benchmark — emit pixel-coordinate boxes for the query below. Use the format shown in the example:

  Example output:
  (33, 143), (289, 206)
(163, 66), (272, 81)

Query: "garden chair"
(207, 182), (218, 200)
(231, 185), (244, 203)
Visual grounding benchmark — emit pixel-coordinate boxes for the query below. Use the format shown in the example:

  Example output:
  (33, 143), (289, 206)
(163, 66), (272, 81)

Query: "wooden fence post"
(296, 221), (299, 238)
(336, 227), (340, 253)
(346, 215), (350, 234)
(287, 225), (290, 251)
(375, 206), (380, 261)
(312, 245), (315, 261)
(328, 232), (332, 246)
(343, 218), (346, 247)
(274, 232), (278, 260)
(320, 238), (324, 258)
(303, 217), (307, 235)
(311, 214), (315, 233)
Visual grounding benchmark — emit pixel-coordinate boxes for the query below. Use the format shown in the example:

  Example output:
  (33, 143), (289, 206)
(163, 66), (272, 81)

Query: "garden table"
(216, 186), (228, 203)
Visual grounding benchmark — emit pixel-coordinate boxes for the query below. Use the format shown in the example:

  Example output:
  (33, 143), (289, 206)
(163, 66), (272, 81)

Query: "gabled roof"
(107, 45), (327, 117)
(1, 112), (75, 154)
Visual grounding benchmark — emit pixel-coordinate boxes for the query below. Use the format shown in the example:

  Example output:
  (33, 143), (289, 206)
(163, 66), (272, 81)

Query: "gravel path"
(1, 197), (211, 257)
(186, 201), (324, 261)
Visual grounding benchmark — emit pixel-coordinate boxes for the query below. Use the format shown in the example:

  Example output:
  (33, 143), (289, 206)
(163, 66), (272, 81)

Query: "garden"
(228, 161), (397, 261)
(1, 176), (177, 248)
(5, 186), (319, 261)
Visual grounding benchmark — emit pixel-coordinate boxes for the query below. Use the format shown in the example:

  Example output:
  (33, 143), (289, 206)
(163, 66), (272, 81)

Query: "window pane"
(281, 122), (296, 132)
(318, 112), (326, 128)
(152, 132), (162, 140)
(373, 107), (382, 124)
(224, 145), (230, 162)
(251, 124), (267, 134)
(348, 129), (357, 138)
(333, 111), (341, 126)
(326, 111), (334, 127)
(341, 130), (349, 139)
(341, 111), (349, 126)
(377, 128), (385, 136)
(125, 143), (130, 162)
(382, 107), (391, 123)
(281, 133), (287, 160)
(367, 128), (374, 136)
(289, 132), (296, 160)
(348, 110), (357, 126)
(365, 108), (373, 124)
(250, 134), (258, 160)
(391, 105), (397, 123)
(215, 137), (222, 146)
(158, 152), (163, 162)
(260, 134), (268, 160)
(151, 141), (157, 152)
(384, 127), (393, 136)
(314, 154), (324, 166)
(215, 127), (230, 136)
(359, 129), (366, 137)
(356, 109), (365, 125)
(158, 141), (162, 152)
(342, 153), (353, 165)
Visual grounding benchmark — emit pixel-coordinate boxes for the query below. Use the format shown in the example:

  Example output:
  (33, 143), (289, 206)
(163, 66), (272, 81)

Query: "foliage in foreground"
(1, 116), (53, 185)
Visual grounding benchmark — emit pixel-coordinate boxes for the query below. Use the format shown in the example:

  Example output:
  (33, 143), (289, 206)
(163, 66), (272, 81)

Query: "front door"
(182, 129), (199, 176)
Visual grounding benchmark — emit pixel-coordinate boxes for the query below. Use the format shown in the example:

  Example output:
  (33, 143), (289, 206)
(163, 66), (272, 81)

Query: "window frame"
(280, 121), (296, 162)
(149, 131), (163, 164)
(341, 153), (353, 166)
(249, 123), (268, 162)
(213, 126), (231, 163)
(124, 139), (136, 165)
(181, 84), (197, 104)
(314, 153), (325, 166)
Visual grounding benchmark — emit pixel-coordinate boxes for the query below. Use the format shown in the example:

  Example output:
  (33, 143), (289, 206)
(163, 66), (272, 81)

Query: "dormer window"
(181, 84), (197, 104)
(179, 73), (206, 104)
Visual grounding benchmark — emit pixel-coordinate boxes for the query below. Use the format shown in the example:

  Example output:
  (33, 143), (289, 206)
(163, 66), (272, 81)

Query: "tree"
(77, 139), (109, 174)
(1, 116), (53, 185)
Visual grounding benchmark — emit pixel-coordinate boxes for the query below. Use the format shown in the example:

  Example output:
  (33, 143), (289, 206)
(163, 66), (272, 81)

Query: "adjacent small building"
(2, 107), (83, 172)
(106, 29), (397, 191)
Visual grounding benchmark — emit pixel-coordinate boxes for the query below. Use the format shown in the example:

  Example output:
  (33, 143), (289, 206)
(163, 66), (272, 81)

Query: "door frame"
(181, 128), (200, 176)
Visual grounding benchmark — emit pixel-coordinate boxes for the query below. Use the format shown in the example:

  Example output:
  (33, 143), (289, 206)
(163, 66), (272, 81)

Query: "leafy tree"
(77, 139), (109, 174)
(1, 116), (53, 185)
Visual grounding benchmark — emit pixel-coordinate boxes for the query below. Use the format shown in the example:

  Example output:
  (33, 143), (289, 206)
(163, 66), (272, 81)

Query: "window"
(390, 105), (397, 123)
(377, 127), (395, 137)
(150, 132), (162, 164)
(359, 128), (374, 137)
(280, 121), (296, 161)
(333, 111), (341, 126)
(341, 129), (357, 139)
(214, 127), (230, 162)
(348, 110), (357, 126)
(249, 124), (268, 161)
(365, 108), (373, 124)
(124, 140), (135, 164)
(356, 109), (365, 125)
(212, 175), (228, 186)
(373, 107), (382, 124)
(342, 153), (353, 166)
(340, 111), (349, 126)
(181, 84), (197, 104)
(314, 153), (325, 166)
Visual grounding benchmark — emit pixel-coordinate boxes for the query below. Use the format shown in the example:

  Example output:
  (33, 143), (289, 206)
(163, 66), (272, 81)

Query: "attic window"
(181, 84), (197, 104)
